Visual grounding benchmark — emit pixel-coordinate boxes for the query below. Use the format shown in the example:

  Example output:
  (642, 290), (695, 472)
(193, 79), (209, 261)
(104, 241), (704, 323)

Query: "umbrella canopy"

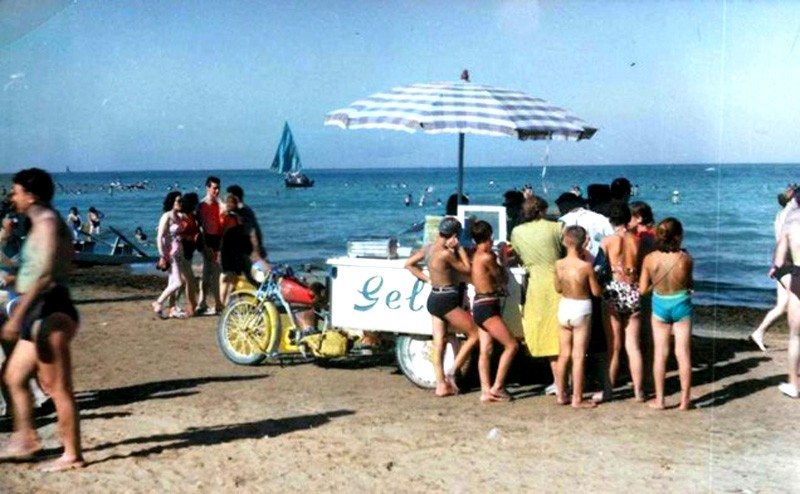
(325, 81), (596, 140)
(325, 78), (597, 200)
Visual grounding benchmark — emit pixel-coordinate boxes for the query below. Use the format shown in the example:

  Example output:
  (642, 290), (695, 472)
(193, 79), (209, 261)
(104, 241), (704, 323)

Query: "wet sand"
(1, 266), (798, 492)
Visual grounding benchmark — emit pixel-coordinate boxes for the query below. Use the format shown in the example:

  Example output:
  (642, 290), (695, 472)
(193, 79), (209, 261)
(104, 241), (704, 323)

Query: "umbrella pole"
(457, 132), (465, 204)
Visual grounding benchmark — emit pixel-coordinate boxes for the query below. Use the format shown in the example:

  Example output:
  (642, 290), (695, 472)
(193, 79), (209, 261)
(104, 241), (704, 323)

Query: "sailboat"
(271, 122), (314, 188)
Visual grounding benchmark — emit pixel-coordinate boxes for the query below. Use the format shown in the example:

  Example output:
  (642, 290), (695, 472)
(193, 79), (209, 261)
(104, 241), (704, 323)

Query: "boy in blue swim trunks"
(639, 217), (694, 411)
(405, 217), (479, 397)
(470, 220), (518, 403)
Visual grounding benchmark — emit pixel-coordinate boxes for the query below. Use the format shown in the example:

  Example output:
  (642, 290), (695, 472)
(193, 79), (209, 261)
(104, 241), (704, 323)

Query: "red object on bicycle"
(280, 277), (315, 305)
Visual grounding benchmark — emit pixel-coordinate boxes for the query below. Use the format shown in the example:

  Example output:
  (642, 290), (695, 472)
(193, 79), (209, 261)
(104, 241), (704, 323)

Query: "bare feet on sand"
(571, 399), (597, 409)
(749, 330), (767, 352)
(480, 389), (512, 403)
(648, 399), (666, 410)
(435, 377), (459, 397)
(39, 454), (85, 472)
(0, 436), (41, 462)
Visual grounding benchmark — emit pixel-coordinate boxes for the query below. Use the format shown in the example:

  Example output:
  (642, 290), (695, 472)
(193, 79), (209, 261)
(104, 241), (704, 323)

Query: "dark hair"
(656, 217), (683, 252)
(563, 224), (587, 248)
(607, 201), (631, 227)
(629, 201), (654, 225)
(555, 192), (585, 215)
(69, 206), (79, 215)
(182, 192), (199, 214)
(778, 193), (790, 208)
(610, 177), (632, 201)
(12, 168), (55, 205)
(470, 219), (493, 244)
(227, 184), (244, 202)
(163, 191), (182, 212)
(502, 190), (524, 208)
(445, 193), (469, 216)
(205, 176), (221, 187)
(521, 195), (548, 222)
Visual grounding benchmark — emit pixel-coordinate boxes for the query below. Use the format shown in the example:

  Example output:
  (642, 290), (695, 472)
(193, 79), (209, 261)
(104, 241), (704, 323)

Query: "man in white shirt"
(556, 192), (614, 258)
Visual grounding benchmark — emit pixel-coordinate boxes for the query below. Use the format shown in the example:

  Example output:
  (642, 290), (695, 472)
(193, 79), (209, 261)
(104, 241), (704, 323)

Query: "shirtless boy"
(470, 220), (519, 403)
(639, 218), (694, 410)
(405, 217), (479, 396)
(554, 225), (602, 408)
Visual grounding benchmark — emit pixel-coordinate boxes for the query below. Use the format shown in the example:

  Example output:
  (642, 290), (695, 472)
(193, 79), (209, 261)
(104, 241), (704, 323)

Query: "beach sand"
(1, 266), (798, 492)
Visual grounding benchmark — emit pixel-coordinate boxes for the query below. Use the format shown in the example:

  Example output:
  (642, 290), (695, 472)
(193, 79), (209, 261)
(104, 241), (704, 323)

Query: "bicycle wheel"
(216, 299), (275, 365)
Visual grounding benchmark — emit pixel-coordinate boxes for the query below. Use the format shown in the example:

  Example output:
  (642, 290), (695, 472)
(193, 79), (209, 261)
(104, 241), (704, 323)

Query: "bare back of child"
(554, 225), (602, 408)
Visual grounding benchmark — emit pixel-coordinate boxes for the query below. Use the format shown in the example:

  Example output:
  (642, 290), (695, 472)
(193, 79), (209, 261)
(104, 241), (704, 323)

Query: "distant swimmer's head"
(438, 217), (462, 238)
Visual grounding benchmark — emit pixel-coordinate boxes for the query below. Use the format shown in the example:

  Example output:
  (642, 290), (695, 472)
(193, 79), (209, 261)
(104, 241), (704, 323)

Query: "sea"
(1, 163), (795, 310)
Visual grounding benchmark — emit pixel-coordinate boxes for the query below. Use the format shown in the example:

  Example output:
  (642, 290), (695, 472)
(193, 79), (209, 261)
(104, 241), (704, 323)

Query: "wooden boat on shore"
(73, 226), (157, 267)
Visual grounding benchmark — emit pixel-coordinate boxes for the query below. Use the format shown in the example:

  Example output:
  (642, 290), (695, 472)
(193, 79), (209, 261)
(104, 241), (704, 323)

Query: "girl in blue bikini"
(639, 218), (694, 411)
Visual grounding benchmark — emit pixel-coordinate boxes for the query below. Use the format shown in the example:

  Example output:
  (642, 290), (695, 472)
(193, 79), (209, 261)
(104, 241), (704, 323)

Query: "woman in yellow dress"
(510, 196), (563, 393)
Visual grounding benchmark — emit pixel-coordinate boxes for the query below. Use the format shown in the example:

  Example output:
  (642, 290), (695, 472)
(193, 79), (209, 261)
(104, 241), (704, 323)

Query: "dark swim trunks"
(19, 285), (79, 342)
(774, 264), (800, 298)
(426, 286), (462, 319)
(472, 295), (502, 330)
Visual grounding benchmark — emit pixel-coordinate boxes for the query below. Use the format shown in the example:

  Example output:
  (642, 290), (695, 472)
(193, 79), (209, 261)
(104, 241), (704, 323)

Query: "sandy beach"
(1, 266), (799, 493)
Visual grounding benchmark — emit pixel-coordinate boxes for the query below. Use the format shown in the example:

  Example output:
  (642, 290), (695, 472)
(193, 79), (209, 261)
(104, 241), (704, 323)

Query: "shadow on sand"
(85, 409), (355, 465)
(0, 374), (268, 433)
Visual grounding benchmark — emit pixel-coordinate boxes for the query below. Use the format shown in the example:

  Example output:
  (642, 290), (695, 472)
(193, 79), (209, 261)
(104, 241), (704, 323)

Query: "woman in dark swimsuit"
(1, 168), (84, 471)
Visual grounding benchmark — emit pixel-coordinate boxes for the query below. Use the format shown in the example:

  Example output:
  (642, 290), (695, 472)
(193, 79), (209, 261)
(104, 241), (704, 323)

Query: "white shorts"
(558, 298), (592, 328)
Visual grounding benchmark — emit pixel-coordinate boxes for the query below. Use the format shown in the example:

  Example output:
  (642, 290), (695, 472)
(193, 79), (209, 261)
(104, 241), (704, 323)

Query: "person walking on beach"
(1, 168), (84, 471)
(769, 197), (800, 398)
(639, 218), (694, 411)
(469, 220), (518, 403)
(152, 191), (192, 319)
(405, 217), (479, 396)
(198, 176), (225, 315)
(218, 185), (269, 305)
(752, 187), (798, 351)
(554, 225), (602, 408)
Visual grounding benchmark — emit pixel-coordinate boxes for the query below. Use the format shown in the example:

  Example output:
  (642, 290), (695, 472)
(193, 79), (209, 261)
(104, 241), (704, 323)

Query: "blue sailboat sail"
(270, 122), (314, 187)
(270, 122), (302, 174)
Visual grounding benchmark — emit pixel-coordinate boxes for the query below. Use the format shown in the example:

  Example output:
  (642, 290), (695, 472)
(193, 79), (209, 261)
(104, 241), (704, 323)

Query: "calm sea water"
(1, 163), (794, 309)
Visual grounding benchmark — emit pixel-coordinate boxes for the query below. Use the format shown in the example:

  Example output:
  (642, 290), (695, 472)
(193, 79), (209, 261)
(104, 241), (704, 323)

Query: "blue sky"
(1, 0), (799, 172)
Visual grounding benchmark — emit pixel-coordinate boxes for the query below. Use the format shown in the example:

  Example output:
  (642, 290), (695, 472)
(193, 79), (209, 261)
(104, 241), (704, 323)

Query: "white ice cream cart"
(326, 206), (527, 388)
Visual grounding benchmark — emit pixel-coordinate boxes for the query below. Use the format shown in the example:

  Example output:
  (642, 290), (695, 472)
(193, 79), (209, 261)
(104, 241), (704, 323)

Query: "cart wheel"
(216, 299), (275, 365)
(395, 334), (462, 389)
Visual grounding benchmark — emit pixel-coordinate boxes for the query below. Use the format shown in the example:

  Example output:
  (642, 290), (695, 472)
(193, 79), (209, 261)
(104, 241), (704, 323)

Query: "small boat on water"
(271, 122), (314, 188)
(73, 226), (157, 266)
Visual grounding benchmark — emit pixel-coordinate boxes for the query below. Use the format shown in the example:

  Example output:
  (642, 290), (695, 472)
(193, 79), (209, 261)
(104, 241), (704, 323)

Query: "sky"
(1, 0), (800, 172)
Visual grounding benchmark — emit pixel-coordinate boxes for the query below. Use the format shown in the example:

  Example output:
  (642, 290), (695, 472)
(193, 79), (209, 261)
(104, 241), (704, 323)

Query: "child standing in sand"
(405, 217), (480, 397)
(470, 220), (519, 403)
(554, 225), (602, 408)
(639, 218), (694, 411)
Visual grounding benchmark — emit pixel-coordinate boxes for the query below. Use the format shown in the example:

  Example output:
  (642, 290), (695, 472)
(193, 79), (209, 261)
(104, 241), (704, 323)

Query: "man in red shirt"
(197, 176), (225, 315)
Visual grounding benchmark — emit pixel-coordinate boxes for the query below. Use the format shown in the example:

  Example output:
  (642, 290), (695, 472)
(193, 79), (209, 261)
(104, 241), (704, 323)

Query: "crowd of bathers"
(411, 177), (697, 410)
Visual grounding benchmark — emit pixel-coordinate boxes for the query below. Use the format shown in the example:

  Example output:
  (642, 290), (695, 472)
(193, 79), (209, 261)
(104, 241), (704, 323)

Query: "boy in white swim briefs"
(554, 225), (603, 408)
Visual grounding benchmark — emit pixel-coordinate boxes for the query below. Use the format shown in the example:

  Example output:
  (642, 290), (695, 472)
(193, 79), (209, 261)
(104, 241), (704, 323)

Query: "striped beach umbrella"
(324, 72), (597, 200)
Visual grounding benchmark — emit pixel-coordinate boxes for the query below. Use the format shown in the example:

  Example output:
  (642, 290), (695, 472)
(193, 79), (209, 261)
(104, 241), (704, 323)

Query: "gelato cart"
(327, 206), (527, 388)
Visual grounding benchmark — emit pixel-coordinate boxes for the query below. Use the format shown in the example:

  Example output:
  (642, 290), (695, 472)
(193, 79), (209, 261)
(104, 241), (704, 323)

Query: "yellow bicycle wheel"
(216, 299), (278, 365)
